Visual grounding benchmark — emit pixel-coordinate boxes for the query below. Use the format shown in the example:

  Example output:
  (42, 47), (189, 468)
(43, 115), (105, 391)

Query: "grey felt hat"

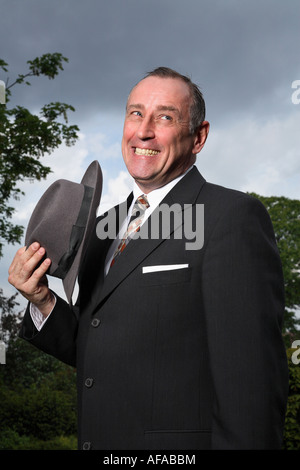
(25, 160), (102, 305)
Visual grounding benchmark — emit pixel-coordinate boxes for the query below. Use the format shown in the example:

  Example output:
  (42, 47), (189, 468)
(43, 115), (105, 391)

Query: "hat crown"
(25, 161), (102, 304)
(26, 179), (86, 274)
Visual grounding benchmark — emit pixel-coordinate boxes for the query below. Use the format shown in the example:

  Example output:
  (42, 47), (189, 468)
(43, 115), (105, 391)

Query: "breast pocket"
(140, 266), (192, 286)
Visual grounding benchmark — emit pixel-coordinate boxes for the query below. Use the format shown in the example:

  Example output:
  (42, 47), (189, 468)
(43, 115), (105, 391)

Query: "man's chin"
(131, 172), (162, 193)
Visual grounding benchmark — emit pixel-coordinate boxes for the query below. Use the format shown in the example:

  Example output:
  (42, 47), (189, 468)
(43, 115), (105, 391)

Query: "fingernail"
(32, 242), (39, 250)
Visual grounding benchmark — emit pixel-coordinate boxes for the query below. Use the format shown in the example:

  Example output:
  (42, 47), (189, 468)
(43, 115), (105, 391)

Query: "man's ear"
(192, 121), (210, 155)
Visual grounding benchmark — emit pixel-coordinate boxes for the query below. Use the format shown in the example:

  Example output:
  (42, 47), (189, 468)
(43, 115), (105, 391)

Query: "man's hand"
(8, 242), (55, 318)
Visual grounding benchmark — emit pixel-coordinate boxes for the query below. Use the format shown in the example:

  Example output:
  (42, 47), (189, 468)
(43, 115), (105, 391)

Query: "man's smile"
(134, 147), (160, 156)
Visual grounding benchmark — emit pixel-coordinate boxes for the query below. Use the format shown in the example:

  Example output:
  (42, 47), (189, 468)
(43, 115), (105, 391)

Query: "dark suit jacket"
(20, 167), (289, 450)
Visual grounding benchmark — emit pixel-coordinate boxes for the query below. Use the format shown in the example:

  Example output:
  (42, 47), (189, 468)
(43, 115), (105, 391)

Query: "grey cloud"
(1, 0), (299, 128)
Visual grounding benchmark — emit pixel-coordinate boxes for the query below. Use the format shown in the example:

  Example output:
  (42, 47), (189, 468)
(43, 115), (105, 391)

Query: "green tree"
(0, 288), (21, 343)
(250, 193), (300, 343)
(0, 305), (77, 450)
(0, 53), (79, 450)
(0, 53), (79, 258)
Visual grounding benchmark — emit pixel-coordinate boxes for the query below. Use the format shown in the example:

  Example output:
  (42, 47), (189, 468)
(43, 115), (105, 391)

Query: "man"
(9, 67), (288, 450)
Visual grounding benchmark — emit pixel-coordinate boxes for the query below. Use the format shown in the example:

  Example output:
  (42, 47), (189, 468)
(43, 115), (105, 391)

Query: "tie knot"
(129, 194), (149, 225)
(136, 194), (150, 210)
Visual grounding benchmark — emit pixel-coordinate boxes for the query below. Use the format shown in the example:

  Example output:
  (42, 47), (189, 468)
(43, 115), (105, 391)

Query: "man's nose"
(136, 117), (155, 140)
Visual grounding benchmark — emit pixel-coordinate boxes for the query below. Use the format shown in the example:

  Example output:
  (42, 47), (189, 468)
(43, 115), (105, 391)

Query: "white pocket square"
(142, 264), (189, 274)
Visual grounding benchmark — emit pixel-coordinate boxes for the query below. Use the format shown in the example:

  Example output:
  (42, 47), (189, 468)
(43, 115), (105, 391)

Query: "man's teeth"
(135, 148), (159, 156)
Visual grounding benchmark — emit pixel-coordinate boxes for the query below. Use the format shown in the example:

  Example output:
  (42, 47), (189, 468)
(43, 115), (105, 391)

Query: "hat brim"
(62, 160), (102, 305)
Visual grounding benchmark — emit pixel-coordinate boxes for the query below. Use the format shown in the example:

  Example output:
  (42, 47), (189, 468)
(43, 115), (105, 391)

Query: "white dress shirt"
(30, 166), (194, 330)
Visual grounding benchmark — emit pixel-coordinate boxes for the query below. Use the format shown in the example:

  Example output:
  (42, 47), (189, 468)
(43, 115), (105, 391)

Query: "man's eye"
(132, 111), (142, 117)
(161, 115), (172, 121)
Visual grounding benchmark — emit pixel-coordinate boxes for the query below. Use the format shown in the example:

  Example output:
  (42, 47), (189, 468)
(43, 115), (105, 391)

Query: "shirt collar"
(132, 165), (194, 209)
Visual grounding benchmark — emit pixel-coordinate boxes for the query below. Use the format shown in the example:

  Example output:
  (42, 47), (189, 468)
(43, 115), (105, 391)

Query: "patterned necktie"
(110, 194), (150, 268)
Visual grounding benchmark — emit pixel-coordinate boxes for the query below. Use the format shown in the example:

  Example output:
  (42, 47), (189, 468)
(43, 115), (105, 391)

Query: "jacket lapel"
(79, 194), (132, 309)
(91, 166), (206, 312)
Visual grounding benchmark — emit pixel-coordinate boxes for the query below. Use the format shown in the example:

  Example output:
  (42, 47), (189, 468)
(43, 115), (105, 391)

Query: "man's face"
(121, 76), (208, 193)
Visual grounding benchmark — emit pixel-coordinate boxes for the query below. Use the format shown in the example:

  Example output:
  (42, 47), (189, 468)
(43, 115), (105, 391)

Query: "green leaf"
(0, 53), (79, 258)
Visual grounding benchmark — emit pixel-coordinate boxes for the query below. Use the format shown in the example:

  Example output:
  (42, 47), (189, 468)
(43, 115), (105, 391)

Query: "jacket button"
(82, 441), (91, 450)
(85, 378), (94, 388)
(91, 318), (101, 328)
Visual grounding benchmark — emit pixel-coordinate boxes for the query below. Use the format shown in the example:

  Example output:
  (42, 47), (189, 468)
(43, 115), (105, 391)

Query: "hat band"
(52, 184), (94, 279)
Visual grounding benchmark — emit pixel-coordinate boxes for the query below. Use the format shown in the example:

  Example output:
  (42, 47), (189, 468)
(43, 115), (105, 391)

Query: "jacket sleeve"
(19, 293), (78, 367)
(202, 194), (289, 449)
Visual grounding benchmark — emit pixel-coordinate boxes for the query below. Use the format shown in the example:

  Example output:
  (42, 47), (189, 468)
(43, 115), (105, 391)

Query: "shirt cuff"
(29, 293), (57, 331)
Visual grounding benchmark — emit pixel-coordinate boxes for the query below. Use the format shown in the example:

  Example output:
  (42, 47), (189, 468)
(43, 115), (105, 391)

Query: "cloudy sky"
(0, 0), (299, 307)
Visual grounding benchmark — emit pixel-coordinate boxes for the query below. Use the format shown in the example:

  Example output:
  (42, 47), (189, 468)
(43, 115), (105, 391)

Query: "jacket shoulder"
(198, 180), (277, 251)
(199, 180), (268, 215)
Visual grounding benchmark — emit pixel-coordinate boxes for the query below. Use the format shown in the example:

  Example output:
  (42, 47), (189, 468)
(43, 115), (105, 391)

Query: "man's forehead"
(127, 76), (191, 107)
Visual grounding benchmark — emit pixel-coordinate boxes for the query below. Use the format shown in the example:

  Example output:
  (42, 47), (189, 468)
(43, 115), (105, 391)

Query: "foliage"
(0, 306), (77, 450)
(0, 338), (77, 449)
(283, 349), (300, 450)
(0, 52), (80, 449)
(0, 378), (77, 440)
(0, 428), (77, 450)
(250, 193), (300, 343)
(0, 287), (22, 343)
(0, 53), (79, 258)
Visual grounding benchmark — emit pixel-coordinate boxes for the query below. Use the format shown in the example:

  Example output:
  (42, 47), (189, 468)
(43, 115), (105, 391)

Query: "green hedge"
(0, 382), (76, 441)
(0, 339), (77, 450)
(0, 428), (77, 450)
